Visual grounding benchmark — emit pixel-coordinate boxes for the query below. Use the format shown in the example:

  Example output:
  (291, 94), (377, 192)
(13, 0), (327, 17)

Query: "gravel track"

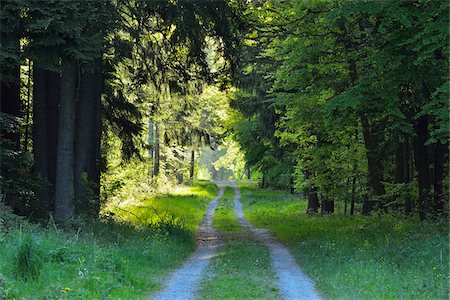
(151, 186), (224, 300)
(151, 182), (321, 300)
(232, 184), (322, 300)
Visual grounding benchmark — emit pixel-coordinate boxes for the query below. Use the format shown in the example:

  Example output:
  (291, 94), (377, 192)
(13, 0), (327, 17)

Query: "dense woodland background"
(0, 0), (448, 222)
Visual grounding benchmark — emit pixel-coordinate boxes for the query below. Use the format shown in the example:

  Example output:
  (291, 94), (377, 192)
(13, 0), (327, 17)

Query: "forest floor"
(0, 181), (218, 299)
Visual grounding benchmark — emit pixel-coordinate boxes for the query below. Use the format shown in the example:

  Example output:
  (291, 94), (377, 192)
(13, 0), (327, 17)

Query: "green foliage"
(0, 113), (39, 211)
(232, 0), (449, 215)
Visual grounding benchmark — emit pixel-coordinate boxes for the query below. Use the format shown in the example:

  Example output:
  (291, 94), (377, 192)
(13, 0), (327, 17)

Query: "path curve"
(151, 186), (224, 300)
(232, 184), (322, 300)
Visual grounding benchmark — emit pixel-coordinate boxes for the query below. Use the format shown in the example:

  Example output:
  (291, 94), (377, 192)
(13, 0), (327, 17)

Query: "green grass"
(198, 185), (281, 300)
(239, 185), (449, 300)
(213, 186), (242, 233)
(0, 181), (217, 299)
(197, 240), (281, 300)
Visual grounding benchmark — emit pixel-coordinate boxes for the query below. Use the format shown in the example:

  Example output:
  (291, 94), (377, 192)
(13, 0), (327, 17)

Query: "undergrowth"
(0, 181), (217, 299)
(239, 185), (449, 300)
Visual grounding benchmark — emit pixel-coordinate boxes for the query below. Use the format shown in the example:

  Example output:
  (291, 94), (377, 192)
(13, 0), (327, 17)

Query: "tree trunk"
(54, 63), (77, 221)
(0, 34), (21, 151)
(360, 114), (385, 214)
(322, 198), (334, 214)
(350, 175), (357, 215)
(412, 115), (432, 220)
(433, 141), (447, 215)
(23, 60), (32, 152)
(74, 68), (98, 215)
(189, 149), (195, 179)
(307, 184), (320, 213)
(395, 139), (405, 184)
(32, 66), (50, 217)
(153, 123), (160, 177)
(89, 71), (104, 216)
(404, 139), (413, 213)
(148, 119), (154, 158)
(45, 70), (60, 208)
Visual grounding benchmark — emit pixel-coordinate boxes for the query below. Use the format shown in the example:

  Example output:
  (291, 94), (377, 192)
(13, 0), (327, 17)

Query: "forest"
(0, 0), (448, 299)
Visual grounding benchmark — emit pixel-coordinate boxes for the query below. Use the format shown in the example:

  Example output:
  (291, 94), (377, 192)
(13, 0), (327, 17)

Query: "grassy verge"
(198, 185), (281, 300)
(0, 181), (217, 299)
(197, 240), (281, 300)
(213, 186), (242, 233)
(239, 185), (449, 300)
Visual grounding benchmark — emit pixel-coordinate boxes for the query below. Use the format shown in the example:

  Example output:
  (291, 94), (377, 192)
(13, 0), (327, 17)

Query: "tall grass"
(13, 233), (43, 281)
(0, 181), (217, 299)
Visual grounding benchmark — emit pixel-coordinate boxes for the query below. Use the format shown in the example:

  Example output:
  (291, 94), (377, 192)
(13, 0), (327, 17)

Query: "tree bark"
(23, 60), (32, 152)
(189, 149), (195, 179)
(433, 141), (447, 215)
(0, 33), (21, 151)
(360, 114), (385, 214)
(322, 198), (334, 214)
(32, 66), (50, 217)
(89, 72), (104, 216)
(404, 139), (413, 213)
(45, 70), (60, 194)
(54, 63), (77, 221)
(350, 175), (357, 215)
(412, 115), (432, 220)
(74, 68), (98, 215)
(153, 123), (160, 177)
(307, 183), (320, 213)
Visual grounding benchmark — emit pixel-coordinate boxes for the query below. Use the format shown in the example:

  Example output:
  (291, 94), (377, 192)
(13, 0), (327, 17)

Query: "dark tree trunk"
(307, 184), (320, 213)
(395, 139), (405, 184)
(189, 149), (195, 179)
(322, 198), (334, 214)
(433, 141), (447, 215)
(403, 139), (413, 214)
(412, 115), (432, 220)
(0, 35), (21, 151)
(153, 123), (160, 177)
(360, 114), (385, 215)
(45, 70), (60, 208)
(74, 67), (98, 215)
(350, 175), (357, 215)
(32, 66), (50, 218)
(247, 166), (251, 180)
(54, 63), (77, 221)
(89, 72), (103, 216)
